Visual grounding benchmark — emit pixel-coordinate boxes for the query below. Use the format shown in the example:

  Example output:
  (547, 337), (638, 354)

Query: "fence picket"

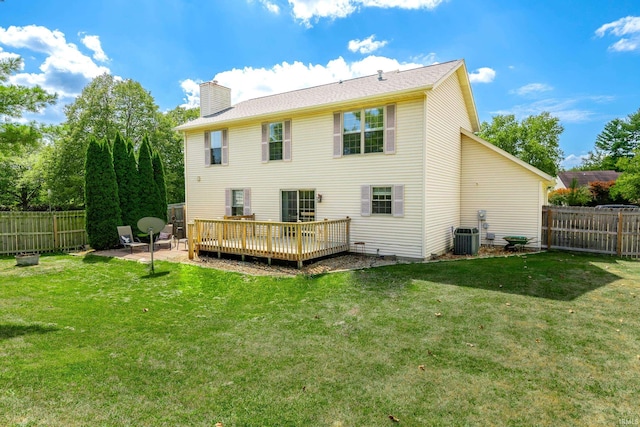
(0, 211), (87, 255)
(542, 206), (640, 258)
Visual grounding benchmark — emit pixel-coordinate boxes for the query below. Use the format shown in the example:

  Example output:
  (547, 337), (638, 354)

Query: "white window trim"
(361, 184), (404, 217)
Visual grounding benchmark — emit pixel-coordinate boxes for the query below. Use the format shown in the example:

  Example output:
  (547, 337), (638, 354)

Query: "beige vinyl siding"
(461, 134), (544, 248)
(423, 70), (473, 256)
(184, 98), (426, 259)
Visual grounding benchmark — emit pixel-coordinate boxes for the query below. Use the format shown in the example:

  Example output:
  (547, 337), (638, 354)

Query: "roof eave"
(175, 85), (435, 133)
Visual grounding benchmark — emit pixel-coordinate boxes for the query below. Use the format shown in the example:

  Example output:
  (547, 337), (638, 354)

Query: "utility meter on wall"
(477, 210), (487, 220)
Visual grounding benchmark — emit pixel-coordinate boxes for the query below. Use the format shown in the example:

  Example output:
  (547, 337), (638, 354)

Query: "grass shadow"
(82, 254), (113, 264)
(141, 271), (171, 279)
(0, 323), (59, 340)
(353, 252), (625, 301)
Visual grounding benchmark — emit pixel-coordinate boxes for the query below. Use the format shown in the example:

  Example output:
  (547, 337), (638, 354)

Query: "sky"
(1, 0), (640, 169)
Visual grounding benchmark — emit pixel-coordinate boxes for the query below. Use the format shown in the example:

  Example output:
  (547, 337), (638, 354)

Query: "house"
(555, 170), (621, 190)
(176, 59), (554, 261)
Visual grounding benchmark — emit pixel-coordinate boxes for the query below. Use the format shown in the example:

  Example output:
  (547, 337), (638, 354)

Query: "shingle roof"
(558, 170), (621, 187)
(176, 59), (468, 131)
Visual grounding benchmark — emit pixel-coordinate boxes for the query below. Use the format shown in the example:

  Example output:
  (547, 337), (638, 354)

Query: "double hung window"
(343, 108), (384, 155)
(361, 184), (404, 217)
(204, 129), (228, 166)
(262, 120), (292, 162)
(333, 104), (395, 158)
(269, 122), (283, 161)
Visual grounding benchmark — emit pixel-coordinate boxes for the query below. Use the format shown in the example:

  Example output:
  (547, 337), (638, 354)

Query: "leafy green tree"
(85, 138), (121, 249)
(0, 57), (57, 156)
(611, 149), (640, 203)
(48, 74), (161, 207)
(477, 112), (564, 176)
(0, 148), (45, 210)
(113, 133), (140, 229)
(151, 106), (199, 203)
(136, 136), (158, 225)
(581, 109), (640, 171)
(548, 179), (593, 206)
(152, 150), (167, 221)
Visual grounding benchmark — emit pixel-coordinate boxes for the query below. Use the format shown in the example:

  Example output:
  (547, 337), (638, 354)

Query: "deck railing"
(188, 217), (351, 267)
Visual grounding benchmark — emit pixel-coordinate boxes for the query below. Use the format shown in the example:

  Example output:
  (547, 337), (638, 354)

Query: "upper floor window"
(211, 130), (223, 165)
(269, 122), (283, 161)
(204, 129), (228, 166)
(334, 104), (395, 158)
(343, 108), (384, 155)
(262, 120), (292, 163)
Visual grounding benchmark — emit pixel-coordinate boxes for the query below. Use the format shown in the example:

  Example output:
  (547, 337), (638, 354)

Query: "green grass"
(1, 252), (639, 426)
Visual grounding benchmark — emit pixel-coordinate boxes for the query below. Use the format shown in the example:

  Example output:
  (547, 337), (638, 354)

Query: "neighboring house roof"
(460, 129), (555, 185)
(176, 59), (479, 132)
(557, 170), (621, 188)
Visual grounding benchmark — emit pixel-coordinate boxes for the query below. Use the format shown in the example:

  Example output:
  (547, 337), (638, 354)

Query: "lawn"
(0, 251), (639, 426)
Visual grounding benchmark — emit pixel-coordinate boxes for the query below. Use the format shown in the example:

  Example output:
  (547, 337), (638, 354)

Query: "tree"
(0, 57), (57, 156)
(582, 109), (640, 171)
(477, 112), (564, 176)
(611, 149), (640, 203)
(112, 133), (139, 230)
(0, 148), (45, 210)
(587, 180), (629, 206)
(48, 74), (161, 208)
(85, 138), (121, 249)
(151, 106), (199, 203)
(152, 150), (167, 221)
(548, 178), (592, 206)
(136, 136), (158, 225)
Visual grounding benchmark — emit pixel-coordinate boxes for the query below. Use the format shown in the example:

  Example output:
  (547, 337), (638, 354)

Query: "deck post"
(296, 222), (303, 268)
(188, 222), (195, 260)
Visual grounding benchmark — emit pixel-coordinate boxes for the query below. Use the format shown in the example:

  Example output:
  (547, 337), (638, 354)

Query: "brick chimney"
(199, 80), (231, 117)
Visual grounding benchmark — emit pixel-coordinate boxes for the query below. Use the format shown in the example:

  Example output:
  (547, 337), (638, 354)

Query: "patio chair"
(154, 224), (173, 250)
(117, 225), (149, 253)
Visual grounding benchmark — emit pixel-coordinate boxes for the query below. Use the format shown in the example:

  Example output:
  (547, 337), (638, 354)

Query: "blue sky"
(1, 0), (639, 169)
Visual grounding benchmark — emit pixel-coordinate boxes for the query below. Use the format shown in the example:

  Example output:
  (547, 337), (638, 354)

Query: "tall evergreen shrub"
(112, 133), (139, 230)
(136, 136), (157, 225)
(85, 138), (121, 249)
(152, 150), (168, 221)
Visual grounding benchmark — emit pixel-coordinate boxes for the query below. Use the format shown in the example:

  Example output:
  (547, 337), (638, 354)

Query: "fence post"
(53, 214), (59, 250)
(546, 207), (553, 249)
(617, 211), (623, 256)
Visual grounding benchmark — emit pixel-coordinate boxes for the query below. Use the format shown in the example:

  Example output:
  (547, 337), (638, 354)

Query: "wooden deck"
(188, 217), (351, 267)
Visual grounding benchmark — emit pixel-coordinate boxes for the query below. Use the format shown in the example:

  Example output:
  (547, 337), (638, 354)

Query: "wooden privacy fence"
(0, 211), (87, 255)
(542, 206), (640, 258)
(188, 217), (351, 267)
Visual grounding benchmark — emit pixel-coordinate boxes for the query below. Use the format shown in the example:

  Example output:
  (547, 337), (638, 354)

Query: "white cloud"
(0, 47), (20, 62)
(561, 154), (589, 170)
(492, 96), (614, 124)
(468, 67), (495, 83)
(181, 54), (431, 107)
(348, 35), (388, 54)
(180, 79), (201, 109)
(595, 16), (640, 52)
(0, 25), (111, 99)
(511, 83), (553, 96)
(258, 0), (281, 14)
(80, 34), (109, 62)
(288, 0), (447, 27)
